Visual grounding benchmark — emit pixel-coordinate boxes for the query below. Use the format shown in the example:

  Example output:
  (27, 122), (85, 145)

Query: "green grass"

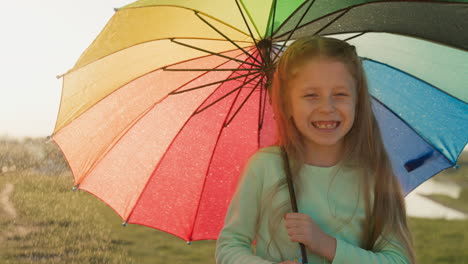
(0, 171), (216, 264)
(409, 218), (468, 264)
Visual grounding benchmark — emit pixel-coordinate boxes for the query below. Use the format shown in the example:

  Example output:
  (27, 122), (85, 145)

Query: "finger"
(285, 213), (312, 223)
(289, 233), (310, 244)
(287, 229), (313, 240)
(286, 227), (308, 234)
(284, 218), (310, 228)
(285, 213), (306, 219)
(284, 213), (295, 220)
(284, 223), (305, 231)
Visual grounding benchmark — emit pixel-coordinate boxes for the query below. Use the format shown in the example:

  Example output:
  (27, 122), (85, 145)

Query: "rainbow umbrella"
(53, 0), (468, 246)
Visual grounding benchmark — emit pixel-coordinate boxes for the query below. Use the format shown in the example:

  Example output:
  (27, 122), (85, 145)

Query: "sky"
(0, 0), (134, 138)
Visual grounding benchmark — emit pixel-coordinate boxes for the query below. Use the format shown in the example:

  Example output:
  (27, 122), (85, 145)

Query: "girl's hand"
(284, 213), (337, 261)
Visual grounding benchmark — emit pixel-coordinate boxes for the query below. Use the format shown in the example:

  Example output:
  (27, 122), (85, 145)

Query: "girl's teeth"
(313, 122), (338, 129)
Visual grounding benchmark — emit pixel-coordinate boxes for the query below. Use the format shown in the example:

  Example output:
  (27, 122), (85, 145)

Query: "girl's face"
(288, 57), (357, 156)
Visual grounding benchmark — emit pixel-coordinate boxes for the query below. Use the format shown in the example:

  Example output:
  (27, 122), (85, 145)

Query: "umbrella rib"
(194, 11), (262, 65)
(270, 43), (283, 64)
(167, 48), (256, 94)
(269, 0), (278, 38)
(272, 2), (358, 41)
(192, 50), (264, 115)
(311, 8), (351, 36)
(224, 74), (265, 127)
(163, 46), (255, 95)
(187, 68), (251, 242)
(255, 47), (270, 139)
(162, 67), (259, 72)
(62, 37), (253, 76)
(193, 72), (262, 115)
(234, 0), (265, 63)
(167, 54), (251, 94)
(170, 71), (260, 95)
(257, 79), (264, 147)
(258, 79), (269, 131)
(270, 0), (313, 37)
(258, 76), (265, 134)
(330, 30), (468, 52)
(343, 32), (368, 42)
(162, 45), (258, 72)
(273, 5), (350, 41)
(260, 84), (269, 144)
(170, 38), (259, 67)
(272, 0), (317, 63)
(218, 66), (258, 127)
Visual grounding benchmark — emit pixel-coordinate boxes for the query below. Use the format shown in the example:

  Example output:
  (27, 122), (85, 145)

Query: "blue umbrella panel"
(365, 59), (467, 195)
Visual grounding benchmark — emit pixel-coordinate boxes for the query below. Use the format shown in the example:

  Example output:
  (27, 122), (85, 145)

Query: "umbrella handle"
(281, 147), (308, 264)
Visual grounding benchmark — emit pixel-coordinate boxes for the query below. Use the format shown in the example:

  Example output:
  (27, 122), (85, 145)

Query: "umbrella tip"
(72, 185), (79, 192)
(114, 8), (119, 12)
(122, 222), (128, 227)
(454, 164), (460, 169)
(186, 241), (192, 245)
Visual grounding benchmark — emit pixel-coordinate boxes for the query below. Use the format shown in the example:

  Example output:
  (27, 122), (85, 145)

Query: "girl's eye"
(304, 94), (318, 98)
(335, 93), (348, 96)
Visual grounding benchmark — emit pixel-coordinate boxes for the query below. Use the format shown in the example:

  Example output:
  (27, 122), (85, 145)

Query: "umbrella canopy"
(53, 0), (468, 242)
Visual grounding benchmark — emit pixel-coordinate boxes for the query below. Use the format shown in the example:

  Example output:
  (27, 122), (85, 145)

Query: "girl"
(215, 36), (415, 263)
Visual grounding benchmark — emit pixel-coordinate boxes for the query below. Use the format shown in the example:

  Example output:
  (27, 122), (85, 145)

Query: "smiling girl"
(216, 36), (415, 264)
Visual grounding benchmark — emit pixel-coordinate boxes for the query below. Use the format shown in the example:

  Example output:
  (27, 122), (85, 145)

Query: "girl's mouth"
(311, 121), (340, 129)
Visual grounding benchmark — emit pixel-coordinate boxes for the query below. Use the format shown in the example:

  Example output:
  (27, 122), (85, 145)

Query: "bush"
(0, 137), (69, 174)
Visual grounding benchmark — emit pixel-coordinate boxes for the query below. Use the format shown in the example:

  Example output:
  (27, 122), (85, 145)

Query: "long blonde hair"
(268, 36), (415, 262)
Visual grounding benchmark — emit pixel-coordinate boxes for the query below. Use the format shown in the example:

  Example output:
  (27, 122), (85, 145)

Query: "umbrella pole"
(257, 38), (274, 86)
(281, 147), (309, 264)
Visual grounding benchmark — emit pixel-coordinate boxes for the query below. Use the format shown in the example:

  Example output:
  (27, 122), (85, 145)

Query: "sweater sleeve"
(332, 236), (410, 264)
(215, 156), (273, 264)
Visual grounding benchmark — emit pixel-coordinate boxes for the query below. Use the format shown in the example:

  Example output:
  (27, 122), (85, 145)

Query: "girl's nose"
(318, 97), (336, 112)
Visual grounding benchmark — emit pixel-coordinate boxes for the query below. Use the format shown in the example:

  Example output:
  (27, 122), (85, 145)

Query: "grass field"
(1, 138), (467, 263)
(0, 170), (216, 264)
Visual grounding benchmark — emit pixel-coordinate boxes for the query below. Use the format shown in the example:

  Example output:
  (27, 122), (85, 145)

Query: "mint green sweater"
(216, 146), (410, 264)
